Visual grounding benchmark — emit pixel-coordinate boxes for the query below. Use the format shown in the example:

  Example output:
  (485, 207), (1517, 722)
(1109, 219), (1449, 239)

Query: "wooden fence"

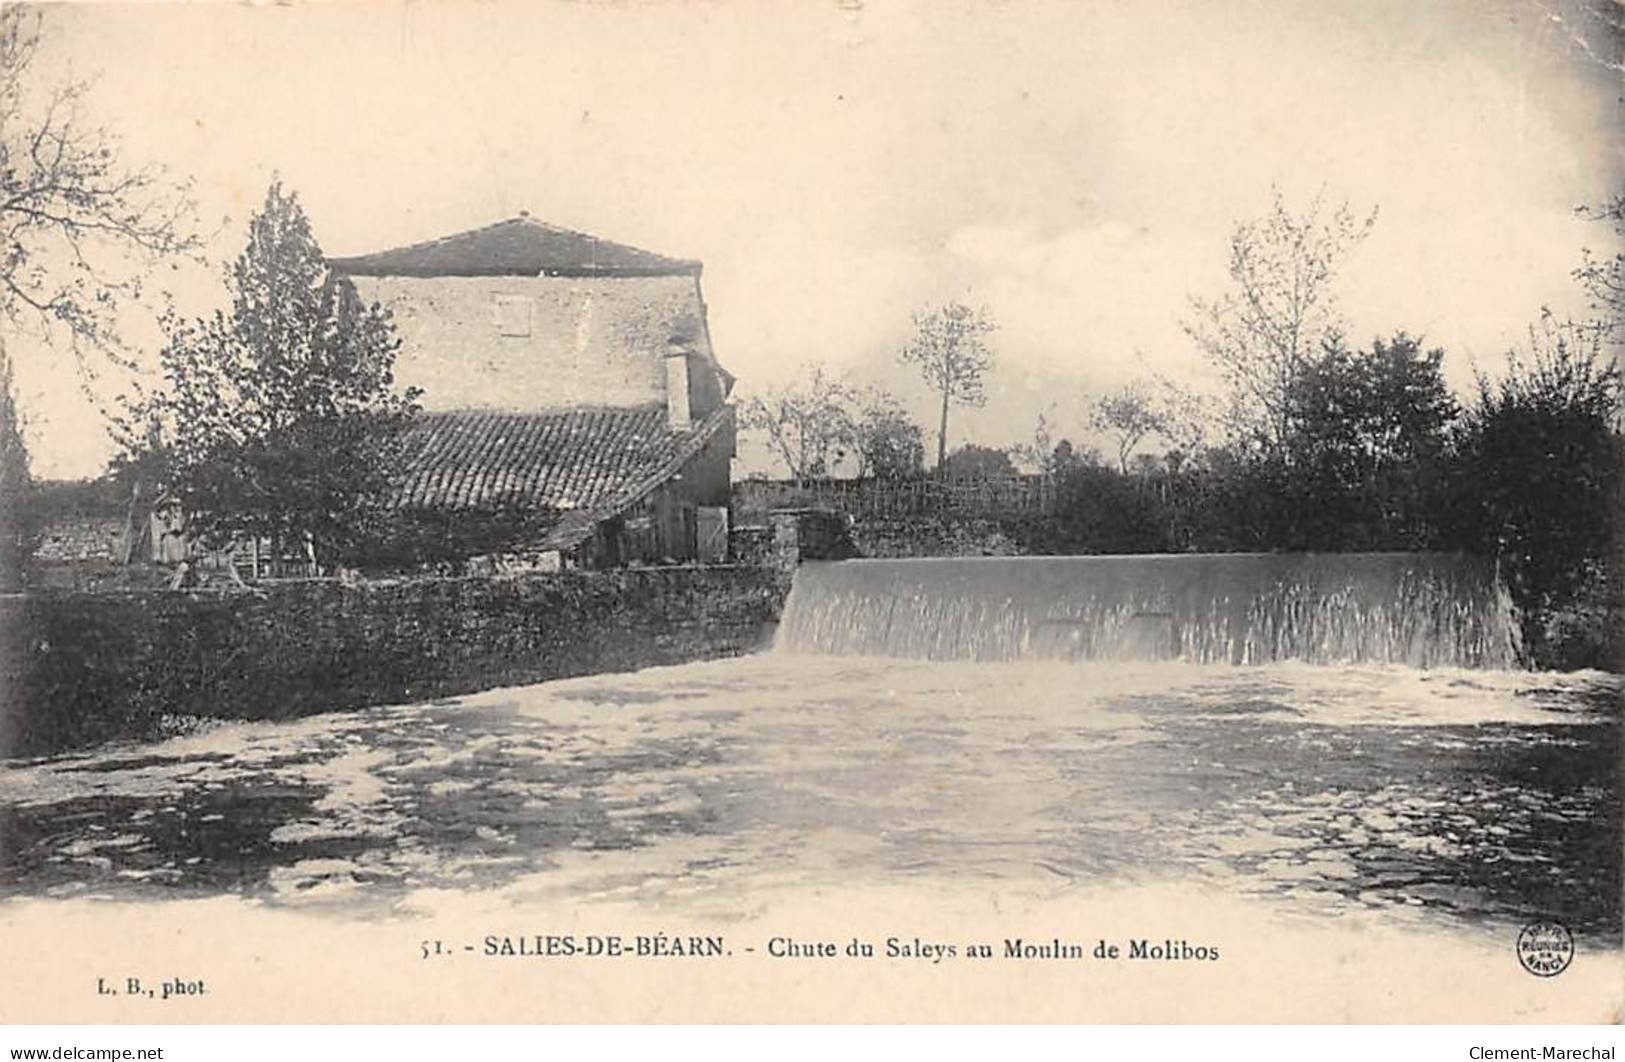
(733, 476), (1058, 524)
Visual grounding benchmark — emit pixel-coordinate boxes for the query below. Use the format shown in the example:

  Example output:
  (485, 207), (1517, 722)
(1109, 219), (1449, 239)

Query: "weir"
(774, 554), (1521, 668)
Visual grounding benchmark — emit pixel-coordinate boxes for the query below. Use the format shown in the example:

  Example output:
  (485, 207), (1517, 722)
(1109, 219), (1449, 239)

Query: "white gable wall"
(350, 273), (716, 414)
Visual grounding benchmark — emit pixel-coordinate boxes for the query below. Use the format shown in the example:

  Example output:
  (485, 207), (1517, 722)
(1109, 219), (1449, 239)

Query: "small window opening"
(493, 294), (532, 337)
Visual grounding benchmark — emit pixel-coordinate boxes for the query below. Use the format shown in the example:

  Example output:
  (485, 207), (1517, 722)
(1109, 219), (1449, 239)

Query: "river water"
(0, 653), (1616, 947)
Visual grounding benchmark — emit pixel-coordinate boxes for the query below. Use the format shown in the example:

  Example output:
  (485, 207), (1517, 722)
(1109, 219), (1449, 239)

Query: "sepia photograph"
(0, 0), (1619, 1029)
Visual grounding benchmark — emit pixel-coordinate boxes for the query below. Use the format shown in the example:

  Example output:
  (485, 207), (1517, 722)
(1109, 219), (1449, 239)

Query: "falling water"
(775, 554), (1522, 668)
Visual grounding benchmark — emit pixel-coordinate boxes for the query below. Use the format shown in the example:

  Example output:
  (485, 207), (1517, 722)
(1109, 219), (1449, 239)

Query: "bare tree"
(1575, 190), (1624, 342)
(0, 8), (199, 584)
(0, 7), (201, 376)
(1091, 381), (1169, 473)
(1144, 373), (1212, 462)
(1183, 188), (1375, 451)
(1012, 406), (1060, 476)
(1012, 405), (1091, 476)
(738, 361), (856, 483)
(898, 300), (996, 469)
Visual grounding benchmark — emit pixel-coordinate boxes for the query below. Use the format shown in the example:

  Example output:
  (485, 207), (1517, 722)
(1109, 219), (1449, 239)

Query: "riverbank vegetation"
(742, 190), (1623, 672)
(1009, 202), (1622, 670)
(996, 327), (1620, 670)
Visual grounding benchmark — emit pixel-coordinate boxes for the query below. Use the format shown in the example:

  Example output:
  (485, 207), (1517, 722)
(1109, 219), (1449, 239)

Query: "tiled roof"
(393, 405), (729, 550)
(329, 216), (702, 278)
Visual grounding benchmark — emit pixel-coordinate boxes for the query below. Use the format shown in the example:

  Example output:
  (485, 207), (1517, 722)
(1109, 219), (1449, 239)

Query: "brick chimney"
(665, 352), (692, 431)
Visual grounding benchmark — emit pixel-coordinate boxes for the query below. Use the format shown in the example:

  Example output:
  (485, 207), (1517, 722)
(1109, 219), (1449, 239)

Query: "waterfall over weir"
(775, 554), (1522, 668)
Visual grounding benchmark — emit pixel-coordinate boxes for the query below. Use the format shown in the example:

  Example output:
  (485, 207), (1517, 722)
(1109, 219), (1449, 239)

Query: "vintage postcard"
(0, 0), (1619, 1026)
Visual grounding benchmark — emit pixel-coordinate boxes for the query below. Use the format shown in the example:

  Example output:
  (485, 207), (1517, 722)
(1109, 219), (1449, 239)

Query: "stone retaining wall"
(0, 566), (786, 757)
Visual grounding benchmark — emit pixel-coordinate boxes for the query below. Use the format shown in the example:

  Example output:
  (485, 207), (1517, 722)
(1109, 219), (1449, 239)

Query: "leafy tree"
(738, 362), (856, 483)
(0, 8), (200, 372)
(1280, 332), (1457, 548)
(1008, 334), (1459, 558)
(939, 443), (1015, 480)
(1048, 438), (1091, 475)
(1184, 188), (1376, 452)
(1091, 381), (1169, 473)
(125, 182), (418, 568)
(1003, 456), (1181, 556)
(851, 386), (923, 479)
(1444, 311), (1622, 664)
(898, 300), (996, 468)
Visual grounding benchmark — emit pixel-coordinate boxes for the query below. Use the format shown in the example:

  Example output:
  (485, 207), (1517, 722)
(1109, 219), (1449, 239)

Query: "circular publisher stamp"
(1517, 921), (1574, 977)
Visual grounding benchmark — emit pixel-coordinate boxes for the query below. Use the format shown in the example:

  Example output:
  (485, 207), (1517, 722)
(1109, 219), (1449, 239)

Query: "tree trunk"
(0, 338), (34, 590)
(936, 386), (950, 471)
(118, 480), (152, 566)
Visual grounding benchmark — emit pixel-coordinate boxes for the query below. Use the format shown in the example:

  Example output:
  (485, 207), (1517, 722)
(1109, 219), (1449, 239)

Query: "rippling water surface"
(0, 656), (1616, 944)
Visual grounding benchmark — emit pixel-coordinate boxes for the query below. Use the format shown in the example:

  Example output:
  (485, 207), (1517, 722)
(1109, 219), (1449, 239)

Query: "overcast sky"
(12, 0), (1622, 478)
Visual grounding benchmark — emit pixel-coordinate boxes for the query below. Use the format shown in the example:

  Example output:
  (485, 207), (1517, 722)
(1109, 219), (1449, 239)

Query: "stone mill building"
(329, 213), (737, 570)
